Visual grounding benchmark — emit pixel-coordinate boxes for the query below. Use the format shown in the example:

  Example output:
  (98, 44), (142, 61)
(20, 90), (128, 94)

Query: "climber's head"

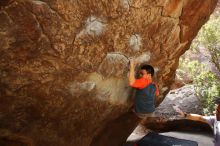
(139, 64), (154, 79)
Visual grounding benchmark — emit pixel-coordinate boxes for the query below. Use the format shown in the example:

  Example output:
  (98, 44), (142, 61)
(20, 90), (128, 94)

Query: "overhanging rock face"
(0, 0), (217, 146)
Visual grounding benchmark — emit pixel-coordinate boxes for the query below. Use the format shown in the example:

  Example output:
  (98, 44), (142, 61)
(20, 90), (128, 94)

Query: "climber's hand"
(129, 58), (136, 68)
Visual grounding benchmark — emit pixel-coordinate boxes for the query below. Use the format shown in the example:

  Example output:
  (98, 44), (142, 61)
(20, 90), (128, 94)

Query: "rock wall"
(0, 0), (217, 146)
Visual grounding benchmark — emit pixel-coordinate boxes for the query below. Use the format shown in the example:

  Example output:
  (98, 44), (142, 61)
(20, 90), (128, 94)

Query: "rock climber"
(128, 59), (159, 118)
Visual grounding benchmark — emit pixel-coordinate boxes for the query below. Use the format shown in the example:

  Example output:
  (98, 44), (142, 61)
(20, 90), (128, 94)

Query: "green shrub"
(177, 9), (220, 115)
(194, 71), (220, 115)
(177, 58), (205, 82)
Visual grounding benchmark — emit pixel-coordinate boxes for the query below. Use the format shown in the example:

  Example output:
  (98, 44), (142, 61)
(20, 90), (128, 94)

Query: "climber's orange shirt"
(131, 77), (159, 96)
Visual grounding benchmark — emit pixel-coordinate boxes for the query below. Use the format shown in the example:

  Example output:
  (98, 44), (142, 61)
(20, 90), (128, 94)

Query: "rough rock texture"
(0, 0), (218, 146)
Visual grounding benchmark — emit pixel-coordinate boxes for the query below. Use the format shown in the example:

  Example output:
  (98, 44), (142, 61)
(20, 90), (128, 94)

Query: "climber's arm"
(129, 59), (136, 86)
(184, 113), (208, 123)
(173, 106), (208, 124)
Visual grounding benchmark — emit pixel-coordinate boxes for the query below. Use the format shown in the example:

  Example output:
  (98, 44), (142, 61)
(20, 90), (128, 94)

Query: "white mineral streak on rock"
(129, 34), (142, 52)
(98, 53), (129, 78)
(105, 53), (128, 64)
(69, 81), (96, 96)
(121, 0), (132, 9)
(85, 16), (106, 36)
(32, 0), (45, 5)
(80, 82), (96, 91)
(135, 52), (151, 64)
(88, 72), (130, 104)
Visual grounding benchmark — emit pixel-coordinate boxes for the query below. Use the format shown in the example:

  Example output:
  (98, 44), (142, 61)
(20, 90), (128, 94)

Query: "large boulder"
(0, 0), (217, 146)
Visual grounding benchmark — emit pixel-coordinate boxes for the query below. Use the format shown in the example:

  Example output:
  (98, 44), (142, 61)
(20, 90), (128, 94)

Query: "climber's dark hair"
(140, 64), (154, 77)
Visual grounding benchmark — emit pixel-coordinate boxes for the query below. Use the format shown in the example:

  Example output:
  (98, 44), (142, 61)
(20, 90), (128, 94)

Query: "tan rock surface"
(0, 0), (218, 146)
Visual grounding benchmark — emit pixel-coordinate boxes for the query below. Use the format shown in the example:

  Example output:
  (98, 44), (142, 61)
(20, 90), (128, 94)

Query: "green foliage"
(177, 59), (205, 81)
(178, 10), (220, 115)
(194, 71), (220, 115)
(178, 59), (219, 115)
(198, 13), (220, 72)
